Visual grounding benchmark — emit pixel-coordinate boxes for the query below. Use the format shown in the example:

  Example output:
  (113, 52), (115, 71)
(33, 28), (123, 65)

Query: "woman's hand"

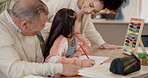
(101, 43), (122, 49)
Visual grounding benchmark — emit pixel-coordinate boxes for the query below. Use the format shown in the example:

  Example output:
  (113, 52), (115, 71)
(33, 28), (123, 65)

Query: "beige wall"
(93, 22), (148, 45)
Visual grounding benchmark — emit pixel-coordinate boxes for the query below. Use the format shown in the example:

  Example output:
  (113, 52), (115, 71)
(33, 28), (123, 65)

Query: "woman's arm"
(75, 34), (91, 53)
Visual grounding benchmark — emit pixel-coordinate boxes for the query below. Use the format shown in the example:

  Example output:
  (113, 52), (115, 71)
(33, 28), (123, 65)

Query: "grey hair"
(11, 0), (49, 22)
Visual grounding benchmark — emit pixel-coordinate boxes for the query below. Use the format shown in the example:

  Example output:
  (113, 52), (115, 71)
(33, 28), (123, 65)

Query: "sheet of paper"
(78, 63), (111, 78)
(73, 55), (110, 66)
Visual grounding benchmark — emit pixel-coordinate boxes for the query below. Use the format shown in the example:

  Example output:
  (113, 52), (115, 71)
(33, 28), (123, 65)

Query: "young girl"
(44, 8), (95, 67)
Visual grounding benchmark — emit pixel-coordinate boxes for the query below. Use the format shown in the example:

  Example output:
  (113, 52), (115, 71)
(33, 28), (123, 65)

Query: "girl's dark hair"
(43, 8), (76, 59)
(102, 0), (126, 11)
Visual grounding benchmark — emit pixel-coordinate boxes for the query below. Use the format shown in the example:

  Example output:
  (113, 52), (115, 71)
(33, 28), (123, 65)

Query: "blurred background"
(0, 0), (148, 46)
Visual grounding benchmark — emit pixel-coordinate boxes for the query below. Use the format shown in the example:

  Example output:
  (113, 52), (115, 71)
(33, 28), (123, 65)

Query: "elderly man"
(41, 0), (126, 51)
(0, 0), (81, 78)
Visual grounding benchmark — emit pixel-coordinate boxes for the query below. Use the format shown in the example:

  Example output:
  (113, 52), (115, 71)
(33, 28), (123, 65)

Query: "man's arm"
(0, 28), (62, 77)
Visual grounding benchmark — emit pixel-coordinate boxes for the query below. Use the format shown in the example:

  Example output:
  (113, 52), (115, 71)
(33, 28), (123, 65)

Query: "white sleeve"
(83, 15), (105, 47)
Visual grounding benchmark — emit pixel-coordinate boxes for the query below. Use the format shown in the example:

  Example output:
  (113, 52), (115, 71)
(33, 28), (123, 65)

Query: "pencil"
(100, 58), (109, 65)
(78, 43), (90, 59)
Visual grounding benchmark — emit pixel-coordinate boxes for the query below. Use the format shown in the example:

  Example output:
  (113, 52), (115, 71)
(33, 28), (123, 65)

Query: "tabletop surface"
(59, 47), (148, 78)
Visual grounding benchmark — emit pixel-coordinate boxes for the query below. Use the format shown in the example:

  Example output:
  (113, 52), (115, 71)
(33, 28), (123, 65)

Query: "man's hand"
(82, 59), (95, 67)
(62, 64), (81, 76)
(101, 43), (122, 49)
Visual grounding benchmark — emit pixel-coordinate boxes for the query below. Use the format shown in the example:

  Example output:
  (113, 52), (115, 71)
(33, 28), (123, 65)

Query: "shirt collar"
(4, 9), (22, 32)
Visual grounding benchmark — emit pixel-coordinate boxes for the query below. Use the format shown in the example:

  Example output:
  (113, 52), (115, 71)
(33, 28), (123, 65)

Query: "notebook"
(73, 55), (110, 66)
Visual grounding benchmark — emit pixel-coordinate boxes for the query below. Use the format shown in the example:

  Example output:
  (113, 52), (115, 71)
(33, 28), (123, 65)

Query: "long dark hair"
(43, 8), (76, 59)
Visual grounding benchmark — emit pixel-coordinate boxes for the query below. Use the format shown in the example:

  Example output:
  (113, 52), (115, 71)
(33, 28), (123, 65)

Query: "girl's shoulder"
(54, 35), (67, 44)
(57, 35), (66, 40)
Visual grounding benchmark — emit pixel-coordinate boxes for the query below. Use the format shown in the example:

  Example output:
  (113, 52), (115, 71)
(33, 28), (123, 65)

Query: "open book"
(73, 55), (110, 66)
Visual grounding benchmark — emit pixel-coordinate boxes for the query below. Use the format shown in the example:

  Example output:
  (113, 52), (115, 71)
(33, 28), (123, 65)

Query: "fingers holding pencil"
(82, 59), (95, 67)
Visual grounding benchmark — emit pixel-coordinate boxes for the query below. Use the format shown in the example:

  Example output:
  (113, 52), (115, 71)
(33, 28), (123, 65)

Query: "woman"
(44, 8), (95, 67)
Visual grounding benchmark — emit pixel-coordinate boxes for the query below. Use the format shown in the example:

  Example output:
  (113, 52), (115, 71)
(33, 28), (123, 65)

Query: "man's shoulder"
(0, 11), (6, 21)
(0, 13), (8, 28)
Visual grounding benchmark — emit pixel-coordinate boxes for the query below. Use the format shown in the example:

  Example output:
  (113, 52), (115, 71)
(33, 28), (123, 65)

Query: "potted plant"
(138, 52), (148, 65)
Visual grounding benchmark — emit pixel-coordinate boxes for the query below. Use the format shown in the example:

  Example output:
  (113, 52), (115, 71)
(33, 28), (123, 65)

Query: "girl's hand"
(69, 50), (82, 58)
(82, 59), (95, 67)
